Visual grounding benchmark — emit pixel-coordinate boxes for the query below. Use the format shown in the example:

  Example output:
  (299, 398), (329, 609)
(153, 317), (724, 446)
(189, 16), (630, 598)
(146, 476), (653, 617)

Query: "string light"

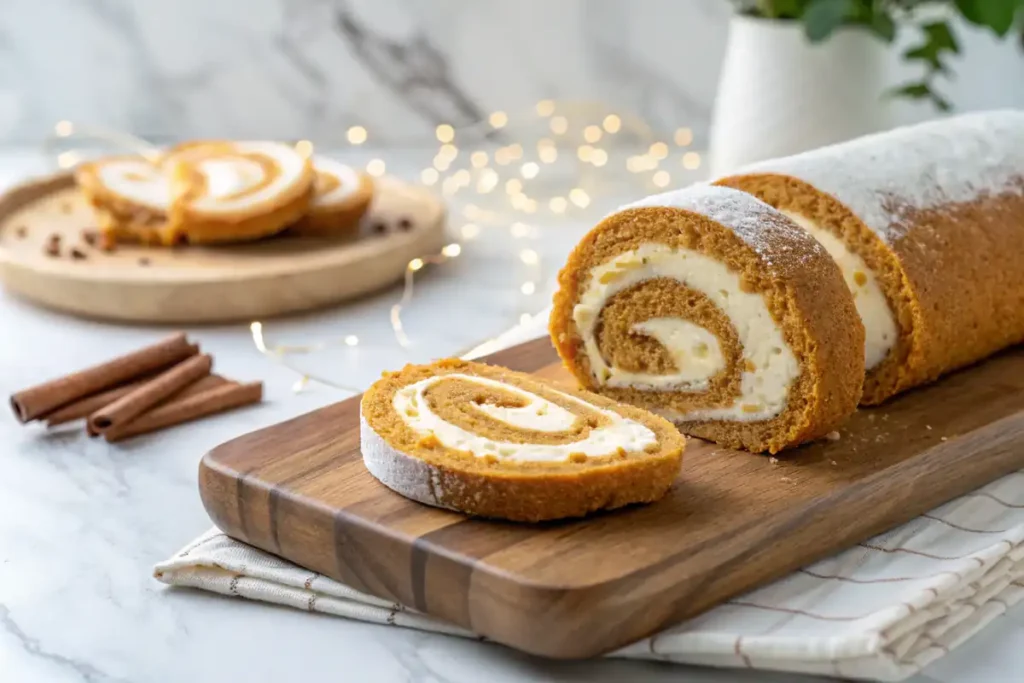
(54, 120), (74, 137)
(345, 335), (359, 347)
(538, 146), (558, 164)
(461, 223), (481, 239)
(57, 151), (80, 169)
(510, 222), (531, 238)
(476, 168), (499, 193)
(550, 116), (568, 135)
(603, 115), (621, 134)
(520, 162), (540, 179)
(442, 243), (462, 257)
(674, 127), (694, 146)
(583, 125), (603, 143)
(347, 126), (368, 145)
(439, 144), (459, 161)
(549, 197), (568, 213)
(453, 169), (472, 186)
(519, 248), (539, 265)
(495, 147), (513, 165)
(408, 258), (425, 272)
(569, 188), (591, 208)
(471, 151), (488, 168)
(649, 142), (669, 160)
(535, 100), (556, 117)
(590, 149), (608, 167)
(577, 145), (593, 162)
(505, 178), (523, 194)
(521, 281), (536, 295)
(294, 140), (314, 157)
(442, 176), (460, 195)
(435, 124), (455, 143)
(433, 154), (452, 171)
(420, 168), (439, 185)
(489, 111), (509, 128)
(653, 170), (671, 187)
(366, 159), (386, 177)
(683, 152), (702, 170)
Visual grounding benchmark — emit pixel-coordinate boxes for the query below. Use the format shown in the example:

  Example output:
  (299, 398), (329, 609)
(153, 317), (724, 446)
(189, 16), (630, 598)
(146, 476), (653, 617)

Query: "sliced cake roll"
(75, 156), (172, 246)
(550, 185), (864, 454)
(360, 359), (685, 522)
(293, 157), (374, 238)
(716, 110), (1024, 404)
(165, 140), (315, 244)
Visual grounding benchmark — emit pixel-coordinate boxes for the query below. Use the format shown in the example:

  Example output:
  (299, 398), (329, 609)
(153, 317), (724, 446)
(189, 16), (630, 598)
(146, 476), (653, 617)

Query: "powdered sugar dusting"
(738, 110), (1024, 244)
(619, 183), (827, 270)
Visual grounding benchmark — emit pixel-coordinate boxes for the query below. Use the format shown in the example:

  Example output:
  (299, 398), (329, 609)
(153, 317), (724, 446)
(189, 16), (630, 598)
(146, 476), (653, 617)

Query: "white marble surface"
(0, 152), (1022, 682)
(1, 0), (1024, 146)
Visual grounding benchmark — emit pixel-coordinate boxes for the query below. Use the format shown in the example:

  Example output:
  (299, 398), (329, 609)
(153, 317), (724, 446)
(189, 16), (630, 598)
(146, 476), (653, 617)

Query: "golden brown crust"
(550, 205), (863, 453)
(292, 172), (374, 238)
(717, 173), (1024, 404)
(360, 358), (685, 522)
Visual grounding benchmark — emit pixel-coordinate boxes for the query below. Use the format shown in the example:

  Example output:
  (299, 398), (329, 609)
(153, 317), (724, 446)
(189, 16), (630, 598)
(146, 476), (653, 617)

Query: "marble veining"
(0, 0), (1018, 149)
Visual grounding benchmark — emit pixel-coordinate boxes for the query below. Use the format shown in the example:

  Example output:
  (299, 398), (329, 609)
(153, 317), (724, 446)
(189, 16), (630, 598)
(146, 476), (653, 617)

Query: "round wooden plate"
(0, 171), (446, 323)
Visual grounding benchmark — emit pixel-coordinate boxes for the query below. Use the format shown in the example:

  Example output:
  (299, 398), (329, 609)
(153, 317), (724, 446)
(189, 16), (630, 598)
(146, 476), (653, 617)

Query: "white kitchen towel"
(155, 312), (1024, 682)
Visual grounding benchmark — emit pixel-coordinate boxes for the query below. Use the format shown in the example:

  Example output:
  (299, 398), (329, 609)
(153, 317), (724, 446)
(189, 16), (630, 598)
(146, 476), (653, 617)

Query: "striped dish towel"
(155, 314), (1024, 681)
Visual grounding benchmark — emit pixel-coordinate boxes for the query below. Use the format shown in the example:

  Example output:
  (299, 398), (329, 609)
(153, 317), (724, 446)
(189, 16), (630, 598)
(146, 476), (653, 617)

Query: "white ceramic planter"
(708, 14), (891, 177)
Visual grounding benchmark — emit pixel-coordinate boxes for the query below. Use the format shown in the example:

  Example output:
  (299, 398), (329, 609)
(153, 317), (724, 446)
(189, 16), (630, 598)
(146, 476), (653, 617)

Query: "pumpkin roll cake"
(292, 157), (374, 237)
(360, 359), (684, 522)
(716, 110), (1024, 404)
(164, 140), (315, 244)
(550, 185), (864, 454)
(75, 156), (173, 246)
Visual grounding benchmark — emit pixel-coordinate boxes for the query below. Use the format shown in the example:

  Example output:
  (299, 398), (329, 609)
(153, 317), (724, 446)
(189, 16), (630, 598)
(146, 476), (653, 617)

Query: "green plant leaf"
(870, 11), (897, 42)
(755, 0), (806, 18)
(902, 21), (960, 73)
(888, 81), (953, 111)
(954, 0), (1023, 37)
(803, 0), (853, 42)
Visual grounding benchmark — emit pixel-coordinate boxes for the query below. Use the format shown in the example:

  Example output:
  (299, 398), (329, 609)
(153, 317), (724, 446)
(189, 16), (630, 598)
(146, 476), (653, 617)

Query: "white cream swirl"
(392, 373), (657, 462)
(573, 244), (800, 422)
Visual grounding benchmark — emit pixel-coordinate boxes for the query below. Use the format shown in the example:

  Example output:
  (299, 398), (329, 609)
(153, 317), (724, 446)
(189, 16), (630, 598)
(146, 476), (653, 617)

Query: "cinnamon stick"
(10, 333), (197, 423)
(104, 381), (263, 443)
(44, 377), (152, 427)
(87, 354), (213, 436)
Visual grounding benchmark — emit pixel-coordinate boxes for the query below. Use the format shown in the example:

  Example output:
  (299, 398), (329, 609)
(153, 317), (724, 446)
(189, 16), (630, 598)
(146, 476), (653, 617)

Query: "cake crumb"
(768, 456), (779, 465)
(80, 229), (98, 246)
(417, 433), (440, 449)
(14, 225), (27, 239)
(940, 436), (948, 441)
(830, 460), (838, 466)
(926, 425), (932, 430)
(568, 452), (587, 463)
(70, 247), (87, 260)
(825, 430), (841, 442)
(780, 476), (793, 483)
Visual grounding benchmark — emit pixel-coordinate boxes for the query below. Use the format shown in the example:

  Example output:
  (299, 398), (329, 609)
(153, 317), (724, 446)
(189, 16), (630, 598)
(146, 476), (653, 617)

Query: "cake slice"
(360, 359), (685, 522)
(292, 157), (374, 238)
(550, 185), (864, 453)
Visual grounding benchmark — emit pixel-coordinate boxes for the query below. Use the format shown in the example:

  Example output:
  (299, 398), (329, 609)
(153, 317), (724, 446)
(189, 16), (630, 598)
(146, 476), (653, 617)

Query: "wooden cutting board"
(199, 337), (1024, 659)
(0, 171), (445, 323)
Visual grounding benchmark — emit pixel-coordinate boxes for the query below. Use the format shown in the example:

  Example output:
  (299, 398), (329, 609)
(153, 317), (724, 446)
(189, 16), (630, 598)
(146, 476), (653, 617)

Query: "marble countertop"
(0, 152), (1020, 683)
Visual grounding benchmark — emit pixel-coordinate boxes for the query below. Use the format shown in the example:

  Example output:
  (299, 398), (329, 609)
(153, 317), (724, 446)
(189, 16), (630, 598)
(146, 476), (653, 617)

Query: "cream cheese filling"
(97, 160), (172, 210)
(573, 244), (800, 422)
(190, 142), (308, 213)
(392, 373), (657, 462)
(312, 157), (363, 207)
(781, 211), (897, 370)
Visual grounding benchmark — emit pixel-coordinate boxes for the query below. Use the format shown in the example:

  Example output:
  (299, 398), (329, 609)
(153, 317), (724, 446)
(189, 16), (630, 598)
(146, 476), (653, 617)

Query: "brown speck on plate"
(372, 222), (388, 235)
(397, 217), (413, 231)
(59, 201), (73, 214)
(14, 225), (27, 239)
(70, 247), (87, 260)
(44, 234), (61, 257)
(81, 229), (99, 247)
(138, 257), (151, 266)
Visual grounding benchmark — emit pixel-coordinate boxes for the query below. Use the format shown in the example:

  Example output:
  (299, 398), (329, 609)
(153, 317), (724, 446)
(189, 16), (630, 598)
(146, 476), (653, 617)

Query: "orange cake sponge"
(550, 185), (864, 454)
(717, 110), (1024, 404)
(360, 359), (684, 522)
